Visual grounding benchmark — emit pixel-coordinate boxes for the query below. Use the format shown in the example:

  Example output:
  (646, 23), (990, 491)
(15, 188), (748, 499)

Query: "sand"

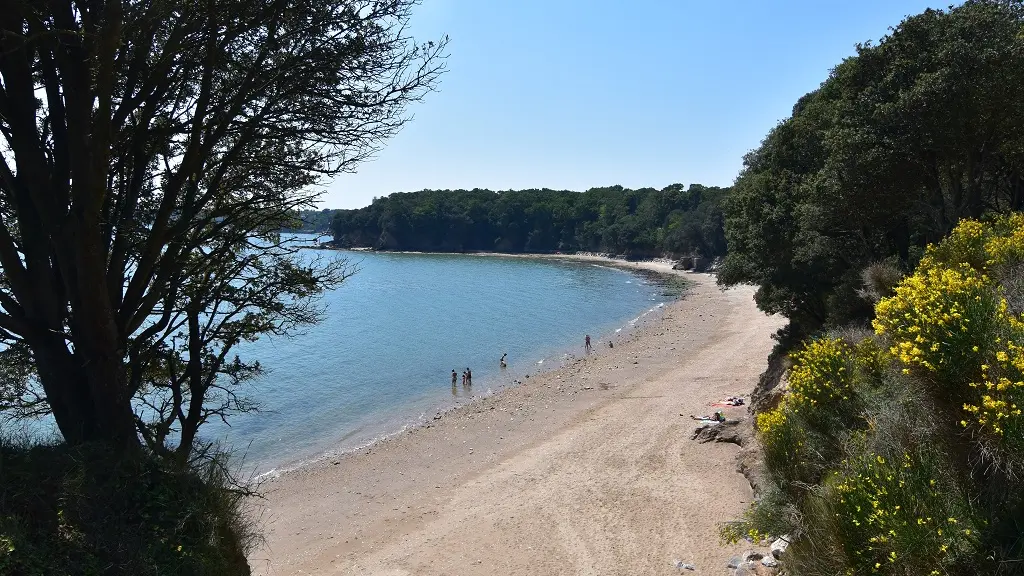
(249, 264), (786, 576)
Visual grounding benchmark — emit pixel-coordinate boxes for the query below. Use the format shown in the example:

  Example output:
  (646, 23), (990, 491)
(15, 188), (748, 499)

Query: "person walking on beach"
(585, 334), (592, 353)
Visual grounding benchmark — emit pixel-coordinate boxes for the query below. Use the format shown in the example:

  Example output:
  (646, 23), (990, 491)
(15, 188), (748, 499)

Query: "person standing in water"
(585, 334), (592, 353)
(466, 367), (473, 386)
(451, 369), (458, 386)
(500, 353), (507, 368)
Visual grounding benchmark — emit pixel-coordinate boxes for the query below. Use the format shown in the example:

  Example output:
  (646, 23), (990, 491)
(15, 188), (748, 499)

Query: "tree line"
(284, 209), (340, 233)
(329, 184), (729, 260)
(719, 0), (1024, 336)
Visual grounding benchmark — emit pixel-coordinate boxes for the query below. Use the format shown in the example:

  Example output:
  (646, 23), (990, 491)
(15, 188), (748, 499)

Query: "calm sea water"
(5, 238), (670, 475)
(207, 242), (671, 475)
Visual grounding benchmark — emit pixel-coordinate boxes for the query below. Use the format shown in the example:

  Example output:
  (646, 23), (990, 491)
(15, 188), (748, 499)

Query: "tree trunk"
(33, 344), (139, 450)
(32, 342), (96, 444)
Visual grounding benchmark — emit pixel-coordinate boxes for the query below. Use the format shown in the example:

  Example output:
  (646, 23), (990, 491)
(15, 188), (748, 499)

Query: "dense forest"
(329, 184), (729, 259)
(719, 0), (1024, 335)
(283, 208), (341, 233)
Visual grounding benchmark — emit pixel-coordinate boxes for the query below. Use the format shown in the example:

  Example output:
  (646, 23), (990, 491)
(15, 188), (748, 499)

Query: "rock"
(761, 557), (779, 568)
(732, 563), (754, 576)
(727, 556), (742, 569)
(673, 257), (694, 270)
(750, 337), (799, 414)
(691, 419), (748, 445)
(770, 535), (791, 559)
(742, 550), (764, 562)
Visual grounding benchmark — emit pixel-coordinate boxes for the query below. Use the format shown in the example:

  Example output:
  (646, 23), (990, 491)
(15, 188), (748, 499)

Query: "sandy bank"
(250, 270), (785, 576)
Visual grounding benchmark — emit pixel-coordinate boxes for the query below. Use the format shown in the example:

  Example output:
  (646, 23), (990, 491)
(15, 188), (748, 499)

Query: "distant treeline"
(329, 185), (728, 259)
(283, 209), (339, 233)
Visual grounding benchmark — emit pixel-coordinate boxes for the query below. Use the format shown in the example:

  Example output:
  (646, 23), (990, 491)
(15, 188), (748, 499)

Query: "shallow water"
(212, 242), (672, 474)
(6, 239), (670, 474)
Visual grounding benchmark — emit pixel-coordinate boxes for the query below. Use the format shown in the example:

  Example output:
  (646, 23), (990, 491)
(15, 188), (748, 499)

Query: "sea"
(10, 235), (674, 476)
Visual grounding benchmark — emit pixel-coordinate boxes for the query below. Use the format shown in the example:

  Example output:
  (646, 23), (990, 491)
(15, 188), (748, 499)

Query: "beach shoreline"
(250, 267), (785, 576)
(248, 253), (684, 480)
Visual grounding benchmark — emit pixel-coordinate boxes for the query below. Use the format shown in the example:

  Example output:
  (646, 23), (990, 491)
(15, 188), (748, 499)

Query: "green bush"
(730, 216), (1024, 575)
(0, 441), (255, 575)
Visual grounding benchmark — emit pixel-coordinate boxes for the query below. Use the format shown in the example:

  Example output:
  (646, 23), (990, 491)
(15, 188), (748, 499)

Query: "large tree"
(0, 0), (445, 457)
(720, 0), (1024, 332)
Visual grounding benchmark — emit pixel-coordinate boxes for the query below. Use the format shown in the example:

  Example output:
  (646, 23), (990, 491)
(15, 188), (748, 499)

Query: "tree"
(0, 0), (446, 457)
(329, 184), (731, 257)
(720, 0), (1024, 333)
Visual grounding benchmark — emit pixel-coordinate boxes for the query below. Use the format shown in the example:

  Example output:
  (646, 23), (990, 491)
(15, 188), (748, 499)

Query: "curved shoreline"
(250, 270), (784, 575)
(247, 254), (683, 481)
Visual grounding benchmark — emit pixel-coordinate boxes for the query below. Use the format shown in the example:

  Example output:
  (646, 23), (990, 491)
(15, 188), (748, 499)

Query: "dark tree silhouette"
(0, 0), (446, 458)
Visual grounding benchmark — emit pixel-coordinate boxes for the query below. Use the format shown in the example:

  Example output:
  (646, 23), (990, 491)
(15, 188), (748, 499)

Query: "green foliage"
(734, 217), (1024, 575)
(329, 184), (729, 259)
(0, 441), (255, 575)
(283, 209), (342, 233)
(826, 450), (978, 575)
(720, 0), (1024, 334)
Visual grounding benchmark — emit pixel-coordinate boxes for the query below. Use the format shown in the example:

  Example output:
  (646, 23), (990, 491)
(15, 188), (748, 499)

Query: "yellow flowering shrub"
(731, 216), (1024, 573)
(919, 219), (989, 272)
(755, 400), (809, 483)
(852, 337), (889, 387)
(787, 338), (853, 411)
(919, 212), (1024, 273)
(962, 309), (1024, 438)
(756, 403), (793, 444)
(829, 452), (975, 575)
(873, 263), (996, 381)
(875, 216), (1024, 440)
(982, 212), (1024, 268)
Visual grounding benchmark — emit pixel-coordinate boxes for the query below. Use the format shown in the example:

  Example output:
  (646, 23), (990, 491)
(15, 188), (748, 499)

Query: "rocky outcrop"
(691, 418), (768, 497)
(672, 255), (717, 272)
(749, 345), (792, 414)
(691, 419), (748, 445)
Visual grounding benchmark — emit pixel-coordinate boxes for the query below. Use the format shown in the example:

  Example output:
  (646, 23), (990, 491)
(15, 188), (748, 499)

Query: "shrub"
(826, 450), (978, 575)
(756, 401), (810, 486)
(788, 337), (854, 412)
(961, 311), (1024, 444)
(730, 216), (1024, 575)
(0, 441), (256, 575)
(860, 260), (904, 304)
(873, 263), (997, 386)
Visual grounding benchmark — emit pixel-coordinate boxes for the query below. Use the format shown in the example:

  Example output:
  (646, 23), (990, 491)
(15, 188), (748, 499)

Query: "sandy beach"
(250, 264), (785, 576)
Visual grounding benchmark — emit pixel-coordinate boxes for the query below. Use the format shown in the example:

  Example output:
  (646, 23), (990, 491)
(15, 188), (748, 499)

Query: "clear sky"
(322, 0), (942, 209)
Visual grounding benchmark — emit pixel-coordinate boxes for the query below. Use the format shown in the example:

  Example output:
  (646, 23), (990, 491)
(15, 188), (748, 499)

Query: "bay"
(206, 243), (670, 475)
(1, 237), (671, 475)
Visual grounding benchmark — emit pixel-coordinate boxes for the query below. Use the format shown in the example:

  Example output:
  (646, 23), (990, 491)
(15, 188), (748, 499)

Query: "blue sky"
(323, 0), (942, 209)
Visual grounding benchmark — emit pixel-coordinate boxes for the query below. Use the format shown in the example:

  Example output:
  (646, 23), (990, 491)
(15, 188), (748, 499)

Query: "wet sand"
(250, 265), (785, 575)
